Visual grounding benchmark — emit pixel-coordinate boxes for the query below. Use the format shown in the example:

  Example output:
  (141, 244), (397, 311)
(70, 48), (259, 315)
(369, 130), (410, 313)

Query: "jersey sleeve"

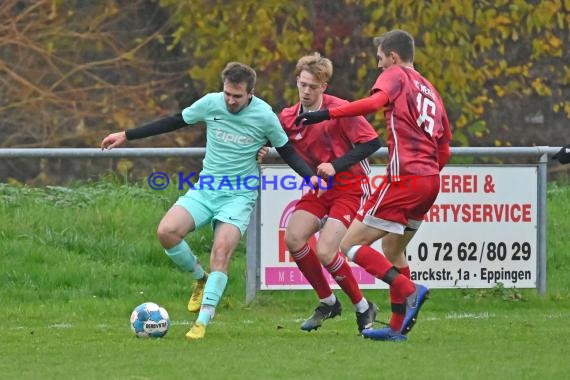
(328, 91), (389, 119)
(265, 111), (289, 148)
(181, 94), (212, 125)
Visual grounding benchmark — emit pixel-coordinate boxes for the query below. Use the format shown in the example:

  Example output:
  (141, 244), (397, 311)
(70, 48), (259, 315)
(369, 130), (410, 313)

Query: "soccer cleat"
(356, 301), (378, 333)
(362, 285), (429, 341)
(300, 299), (342, 331)
(187, 272), (208, 313)
(401, 283), (430, 335)
(361, 327), (407, 341)
(185, 322), (206, 340)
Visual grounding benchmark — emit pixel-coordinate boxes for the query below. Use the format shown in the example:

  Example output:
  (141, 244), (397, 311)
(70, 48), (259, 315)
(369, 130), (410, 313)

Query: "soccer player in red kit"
(275, 53), (381, 333)
(296, 30), (452, 341)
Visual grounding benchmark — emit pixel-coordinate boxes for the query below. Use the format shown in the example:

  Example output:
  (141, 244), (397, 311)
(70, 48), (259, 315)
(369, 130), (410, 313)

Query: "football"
(130, 302), (170, 338)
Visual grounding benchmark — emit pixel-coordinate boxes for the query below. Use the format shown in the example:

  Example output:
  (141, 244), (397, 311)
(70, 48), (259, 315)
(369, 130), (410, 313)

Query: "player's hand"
(294, 109), (330, 126)
(308, 175), (328, 198)
(257, 146), (270, 164)
(552, 145), (570, 164)
(316, 162), (336, 177)
(101, 131), (127, 150)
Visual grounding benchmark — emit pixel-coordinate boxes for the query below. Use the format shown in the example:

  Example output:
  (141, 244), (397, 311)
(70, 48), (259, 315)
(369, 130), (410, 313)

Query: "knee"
(157, 223), (179, 248)
(315, 243), (336, 265)
(284, 230), (305, 252)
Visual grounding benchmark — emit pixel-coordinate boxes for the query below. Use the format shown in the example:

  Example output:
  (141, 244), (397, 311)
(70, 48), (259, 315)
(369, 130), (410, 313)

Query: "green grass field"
(2, 181), (570, 380)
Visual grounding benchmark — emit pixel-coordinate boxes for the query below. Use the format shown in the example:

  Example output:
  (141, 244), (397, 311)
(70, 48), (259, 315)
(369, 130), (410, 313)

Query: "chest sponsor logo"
(214, 128), (255, 145)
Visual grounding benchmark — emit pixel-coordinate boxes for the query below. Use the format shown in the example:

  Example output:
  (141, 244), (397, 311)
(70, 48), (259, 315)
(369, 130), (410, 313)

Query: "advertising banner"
(259, 165), (537, 290)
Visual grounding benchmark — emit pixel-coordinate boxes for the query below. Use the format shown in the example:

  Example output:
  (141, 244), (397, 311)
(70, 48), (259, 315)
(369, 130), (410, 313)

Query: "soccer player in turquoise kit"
(101, 62), (319, 340)
(297, 30), (452, 341)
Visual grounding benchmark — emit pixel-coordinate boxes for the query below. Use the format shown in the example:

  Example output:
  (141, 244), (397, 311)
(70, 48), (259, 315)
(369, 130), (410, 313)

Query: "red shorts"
(294, 182), (370, 228)
(356, 174), (440, 234)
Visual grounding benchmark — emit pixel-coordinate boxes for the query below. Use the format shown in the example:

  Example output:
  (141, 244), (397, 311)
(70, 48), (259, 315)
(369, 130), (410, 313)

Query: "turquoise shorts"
(174, 190), (257, 236)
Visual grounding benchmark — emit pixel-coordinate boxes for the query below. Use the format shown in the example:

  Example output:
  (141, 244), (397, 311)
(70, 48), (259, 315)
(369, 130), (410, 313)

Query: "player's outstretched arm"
(295, 91), (389, 126)
(294, 109), (330, 126)
(101, 113), (187, 150)
(101, 131), (127, 150)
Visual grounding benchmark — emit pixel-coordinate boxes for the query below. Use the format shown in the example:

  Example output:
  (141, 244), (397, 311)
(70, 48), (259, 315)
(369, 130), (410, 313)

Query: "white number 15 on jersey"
(416, 92), (436, 136)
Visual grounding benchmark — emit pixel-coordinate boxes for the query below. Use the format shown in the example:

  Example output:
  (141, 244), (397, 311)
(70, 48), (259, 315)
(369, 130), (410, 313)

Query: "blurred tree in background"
(0, 0), (188, 147)
(1, 0), (569, 183)
(0, 0), (198, 182)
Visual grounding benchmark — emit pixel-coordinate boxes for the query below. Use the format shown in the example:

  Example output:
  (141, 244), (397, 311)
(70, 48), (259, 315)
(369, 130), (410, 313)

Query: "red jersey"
(279, 94), (378, 185)
(371, 65), (452, 178)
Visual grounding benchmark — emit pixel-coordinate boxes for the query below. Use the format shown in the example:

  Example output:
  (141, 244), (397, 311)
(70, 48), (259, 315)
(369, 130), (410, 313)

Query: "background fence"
(1, 146), (563, 302)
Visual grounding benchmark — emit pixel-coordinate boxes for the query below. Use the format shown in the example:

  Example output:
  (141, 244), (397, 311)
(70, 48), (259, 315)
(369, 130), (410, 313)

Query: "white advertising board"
(259, 165), (537, 290)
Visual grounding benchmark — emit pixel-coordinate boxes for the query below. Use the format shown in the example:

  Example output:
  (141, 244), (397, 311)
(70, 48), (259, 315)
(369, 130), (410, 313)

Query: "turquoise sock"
(196, 271), (228, 326)
(164, 240), (205, 280)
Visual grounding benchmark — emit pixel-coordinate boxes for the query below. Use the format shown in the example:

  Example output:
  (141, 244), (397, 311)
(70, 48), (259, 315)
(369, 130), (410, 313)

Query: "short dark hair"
(221, 62), (256, 93)
(374, 29), (415, 62)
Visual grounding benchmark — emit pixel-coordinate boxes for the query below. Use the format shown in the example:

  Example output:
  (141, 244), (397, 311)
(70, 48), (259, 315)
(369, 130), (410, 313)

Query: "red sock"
(353, 246), (415, 297)
(351, 245), (393, 278)
(325, 252), (363, 304)
(291, 244), (332, 299)
(389, 266), (411, 330)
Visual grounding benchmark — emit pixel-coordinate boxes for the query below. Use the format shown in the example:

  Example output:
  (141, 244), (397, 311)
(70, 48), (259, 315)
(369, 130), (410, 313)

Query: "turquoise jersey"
(181, 92), (288, 192)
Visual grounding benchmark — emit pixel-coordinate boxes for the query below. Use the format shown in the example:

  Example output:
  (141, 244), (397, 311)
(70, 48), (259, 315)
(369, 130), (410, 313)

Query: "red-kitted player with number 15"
(296, 29), (453, 341)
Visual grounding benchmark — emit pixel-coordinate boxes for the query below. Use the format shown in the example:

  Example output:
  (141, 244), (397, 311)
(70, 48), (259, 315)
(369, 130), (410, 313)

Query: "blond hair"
(295, 53), (333, 83)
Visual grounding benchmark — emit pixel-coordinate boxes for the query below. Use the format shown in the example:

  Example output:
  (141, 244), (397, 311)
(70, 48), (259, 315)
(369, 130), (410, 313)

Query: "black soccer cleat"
(300, 299), (342, 331)
(356, 301), (378, 333)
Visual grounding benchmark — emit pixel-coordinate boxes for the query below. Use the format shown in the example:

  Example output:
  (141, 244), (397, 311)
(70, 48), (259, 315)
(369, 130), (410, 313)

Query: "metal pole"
(0, 147), (206, 158)
(537, 151), (548, 295)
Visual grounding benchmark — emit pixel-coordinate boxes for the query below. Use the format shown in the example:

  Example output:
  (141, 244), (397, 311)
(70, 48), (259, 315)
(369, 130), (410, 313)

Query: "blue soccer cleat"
(401, 283), (429, 335)
(361, 283), (429, 342)
(361, 327), (407, 341)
